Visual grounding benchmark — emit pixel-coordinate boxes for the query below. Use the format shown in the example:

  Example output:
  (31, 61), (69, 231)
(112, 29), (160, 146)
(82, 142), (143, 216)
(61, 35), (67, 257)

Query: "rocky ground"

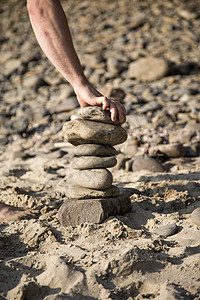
(0, 0), (200, 299)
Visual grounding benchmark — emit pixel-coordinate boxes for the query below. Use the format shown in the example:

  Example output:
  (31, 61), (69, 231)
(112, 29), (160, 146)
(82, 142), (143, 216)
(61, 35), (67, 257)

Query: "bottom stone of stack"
(58, 193), (131, 227)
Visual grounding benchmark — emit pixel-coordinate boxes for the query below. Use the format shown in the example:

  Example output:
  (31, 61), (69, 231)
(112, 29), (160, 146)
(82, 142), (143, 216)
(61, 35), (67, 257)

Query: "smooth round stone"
(128, 56), (170, 82)
(66, 184), (120, 199)
(191, 208), (200, 225)
(78, 106), (126, 125)
(132, 156), (165, 172)
(71, 156), (117, 170)
(63, 119), (127, 146)
(74, 144), (118, 157)
(154, 224), (177, 237)
(73, 168), (113, 190)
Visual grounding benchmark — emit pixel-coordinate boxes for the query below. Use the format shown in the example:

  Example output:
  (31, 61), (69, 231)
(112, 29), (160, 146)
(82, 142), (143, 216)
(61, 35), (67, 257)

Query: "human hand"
(74, 80), (126, 123)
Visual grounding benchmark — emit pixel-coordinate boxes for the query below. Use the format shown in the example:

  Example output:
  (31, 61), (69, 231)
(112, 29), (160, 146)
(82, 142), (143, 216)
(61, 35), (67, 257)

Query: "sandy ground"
(0, 0), (200, 299)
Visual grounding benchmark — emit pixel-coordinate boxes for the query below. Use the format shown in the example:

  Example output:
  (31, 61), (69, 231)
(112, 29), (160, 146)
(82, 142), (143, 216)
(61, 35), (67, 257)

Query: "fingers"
(109, 99), (126, 123)
(90, 96), (126, 123)
(109, 101), (118, 122)
(96, 96), (110, 110)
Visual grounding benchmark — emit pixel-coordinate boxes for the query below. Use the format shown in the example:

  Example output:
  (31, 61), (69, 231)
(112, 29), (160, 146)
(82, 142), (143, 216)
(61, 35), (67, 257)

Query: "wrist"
(73, 77), (102, 99)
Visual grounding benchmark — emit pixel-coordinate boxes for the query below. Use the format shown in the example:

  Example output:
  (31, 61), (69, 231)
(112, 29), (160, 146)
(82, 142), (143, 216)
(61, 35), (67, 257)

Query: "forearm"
(27, 0), (87, 89)
(27, 0), (126, 122)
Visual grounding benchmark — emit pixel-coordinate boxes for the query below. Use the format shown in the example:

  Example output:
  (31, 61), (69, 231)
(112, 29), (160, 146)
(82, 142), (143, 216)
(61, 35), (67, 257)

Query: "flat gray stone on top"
(78, 106), (126, 125)
(73, 168), (113, 190)
(71, 156), (117, 170)
(58, 193), (131, 227)
(74, 144), (118, 157)
(154, 223), (177, 237)
(63, 119), (127, 146)
(65, 184), (120, 199)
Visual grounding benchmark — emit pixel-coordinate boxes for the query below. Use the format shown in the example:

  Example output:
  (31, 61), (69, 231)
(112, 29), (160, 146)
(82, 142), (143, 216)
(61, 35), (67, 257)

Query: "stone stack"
(58, 106), (131, 227)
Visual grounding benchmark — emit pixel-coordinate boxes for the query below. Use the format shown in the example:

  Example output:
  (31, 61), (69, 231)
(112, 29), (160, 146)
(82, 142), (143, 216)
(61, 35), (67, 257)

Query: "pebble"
(4, 58), (21, 76)
(53, 97), (79, 113)
(191, 208), (200, 225)
(184, 123), (200, 131)
(137, 101), (161, 114)
(130, 12), (146, 29)
(63, 119), (127, 146)
(149, 143), (185, 158)
(71, 156), (117, 170)
(132, 156), (165, 172)
(73, 168), (113, 190)
(128, 57), (170, 82)
(22, 75), (45, 89)
(74, 144), (118, 157)
(78, 106), (126, 125)
(126, 114), (149, 128)
(169, 129), (195, 144)
(152, 110), (174, 127)
(184, 143), (200, 157)
(0, 136), (8, 146)
(0, 116), (29, 135)
(106, 57), (125, 76)
(121, 141), (138, 156)
(65, 184), (120, 199)
(154, 223), (177, 237)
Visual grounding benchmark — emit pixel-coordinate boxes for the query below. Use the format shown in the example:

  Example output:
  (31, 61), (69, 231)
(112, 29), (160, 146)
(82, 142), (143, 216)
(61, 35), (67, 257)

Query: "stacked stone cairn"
(58, 106), (131, 227)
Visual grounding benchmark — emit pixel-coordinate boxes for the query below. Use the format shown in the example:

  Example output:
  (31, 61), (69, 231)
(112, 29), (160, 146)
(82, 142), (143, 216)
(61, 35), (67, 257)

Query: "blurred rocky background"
(0, 0), (200, 170)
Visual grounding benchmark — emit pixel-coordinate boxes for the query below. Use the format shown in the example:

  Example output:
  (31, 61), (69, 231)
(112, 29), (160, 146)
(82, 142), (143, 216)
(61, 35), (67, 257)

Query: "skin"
(0, 202), (38, 223)
(0, 0), (126, 223)
(26, 0), (126, 122)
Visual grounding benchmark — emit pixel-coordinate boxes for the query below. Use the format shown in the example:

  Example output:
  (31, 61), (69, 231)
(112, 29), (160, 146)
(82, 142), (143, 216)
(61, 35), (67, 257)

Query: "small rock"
(0, 116), (29, 135)
(0, 136), (8, 146)
(128, 57), (170, 82)
(54, 97), (79, 113)
(184, 143), (200, 157)
(152, 111), (174, 127)
(149, 143), (185, 158)
(127, 114), (149, 128)
(63, 119), (127, 146)
(0, 51), (12, 64)
(121, 140), (138, 156)
(106, 57), (125, 76)
(129, 12), (146, 28)
(169, 129), (195, 144)
(4, 59), (21, 76)
(154, 223), (177, 237)
(71, 156), (117, 170)
(137, 100), (161, 114)
(23, 75), (45, 89)
(132, 156), (165, 172)
(113, 153), (130, 170)
(78, 106), (125, 125)
(58, 193), (131, 227)
(179, 9), (197, 20)
(10, 145), (26, 160)
(184, 123), (200, 131)
(73, 168), (113, 190)
(191, 208), (200, 225)
(74, 144), (118, 157)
